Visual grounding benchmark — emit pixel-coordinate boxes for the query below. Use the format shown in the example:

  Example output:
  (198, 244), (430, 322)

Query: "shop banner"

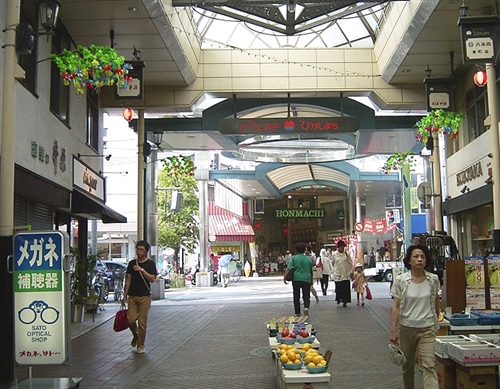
(363, 218), (398, 234)
(488, 255), (500, 309)
(464, 256), (486, 309)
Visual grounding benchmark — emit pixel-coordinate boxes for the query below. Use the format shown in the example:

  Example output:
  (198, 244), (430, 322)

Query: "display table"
(276, 362), (331, 389)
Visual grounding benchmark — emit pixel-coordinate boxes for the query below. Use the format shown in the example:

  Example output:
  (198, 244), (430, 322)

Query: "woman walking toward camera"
(331, 240), (352, 307)
(390, 244), (440, 389)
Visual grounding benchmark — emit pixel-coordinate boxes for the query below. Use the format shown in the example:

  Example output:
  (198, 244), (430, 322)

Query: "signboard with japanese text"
(13, 231), (69, 365)
(488, 255), (500, 309)
(459, 16), (498, 65)
(219, 117), (359, 135)
(464, 256), (486, 309)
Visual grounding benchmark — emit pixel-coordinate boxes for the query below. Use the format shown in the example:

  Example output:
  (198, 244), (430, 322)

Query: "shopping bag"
(365, 284), (373, 300)
(113, 307), (129, 332)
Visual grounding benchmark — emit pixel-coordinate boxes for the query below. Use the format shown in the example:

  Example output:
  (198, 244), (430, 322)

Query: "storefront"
(444, 135), (493, 257)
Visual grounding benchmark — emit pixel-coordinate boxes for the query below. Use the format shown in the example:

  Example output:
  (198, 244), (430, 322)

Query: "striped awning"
(209, 214), (255, 242)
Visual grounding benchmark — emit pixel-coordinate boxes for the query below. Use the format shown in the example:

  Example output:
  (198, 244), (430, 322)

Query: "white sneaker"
(304, 308), (309, 316)
(137, 347), (145, 354)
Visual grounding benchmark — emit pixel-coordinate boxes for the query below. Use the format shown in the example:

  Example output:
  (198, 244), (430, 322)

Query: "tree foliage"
(157, 156), (199, 254)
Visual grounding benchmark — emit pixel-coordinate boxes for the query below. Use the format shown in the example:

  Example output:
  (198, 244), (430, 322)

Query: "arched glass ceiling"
(189, 1), (392, 49)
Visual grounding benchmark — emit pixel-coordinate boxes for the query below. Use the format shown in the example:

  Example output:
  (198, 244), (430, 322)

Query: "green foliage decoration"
(415, 109), (465, 144)
(51, 45), (133, 95)
(381, 152), (416, 174)
(157, 155), (199, 264)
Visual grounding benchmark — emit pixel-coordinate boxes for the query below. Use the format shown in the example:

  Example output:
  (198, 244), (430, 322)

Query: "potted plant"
(51, 44), (133, 95)
(415, 109), (465, 144)
(70, 247), (100, 317)
(70, 246), (86, 322)
(381, 152), (416, 174)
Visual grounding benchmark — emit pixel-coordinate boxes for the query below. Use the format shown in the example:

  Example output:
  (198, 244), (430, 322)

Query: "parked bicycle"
(113, 269), (125, 301)
(232, 262), (242, 283)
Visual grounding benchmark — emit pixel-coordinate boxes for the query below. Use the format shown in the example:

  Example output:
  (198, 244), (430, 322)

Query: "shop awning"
(72, 189), (127, 223)
(209, 214), (255, 242)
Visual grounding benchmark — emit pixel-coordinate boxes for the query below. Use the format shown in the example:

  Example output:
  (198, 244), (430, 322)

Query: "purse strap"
(136, 260), (151, 291)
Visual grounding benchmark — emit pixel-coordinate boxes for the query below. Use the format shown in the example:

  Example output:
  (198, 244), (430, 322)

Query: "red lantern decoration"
(254, 222), (261, 230)
(122, 108), (134, 121)
(282, 228), (288, 235)
(473, 70), (487, 87)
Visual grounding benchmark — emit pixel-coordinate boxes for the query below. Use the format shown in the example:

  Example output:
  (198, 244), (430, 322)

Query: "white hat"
(354, 263), (363, 269)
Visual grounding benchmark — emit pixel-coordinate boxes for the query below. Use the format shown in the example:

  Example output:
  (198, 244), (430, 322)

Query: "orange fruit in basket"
(286, 350), (297, 359)
(301, 343), (311, 351)
(312, 356), (321, 364)
(307, 362), (316, 367)
(278, 349), (286, 355)
(304, 355), (313, 364)
(294, 359), (301, 364)
(280, 354), (289, 363)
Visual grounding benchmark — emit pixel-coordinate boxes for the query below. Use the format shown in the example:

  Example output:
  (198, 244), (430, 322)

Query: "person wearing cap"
(353, 263), (367, 306)
(331, 240), (352, 307)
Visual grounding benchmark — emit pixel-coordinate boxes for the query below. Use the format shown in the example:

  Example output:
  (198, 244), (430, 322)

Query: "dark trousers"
(320, 274), (329, 294)
(334, 279), (351, 304)
(292, 281), (311, 315)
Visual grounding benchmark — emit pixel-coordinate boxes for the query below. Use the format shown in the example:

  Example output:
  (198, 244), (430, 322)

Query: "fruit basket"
(471, 310), (500, 325)
(306, 364), (328, 374)
(297, 335), (315, 344)
(281, 362), (303, 370)
(276, 336), (297, 345)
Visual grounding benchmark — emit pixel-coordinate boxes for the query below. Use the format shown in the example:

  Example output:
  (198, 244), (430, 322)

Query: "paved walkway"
(6, 276), (423, 389)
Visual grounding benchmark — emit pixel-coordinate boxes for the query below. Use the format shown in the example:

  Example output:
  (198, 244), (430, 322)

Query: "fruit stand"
(268, 317), (332, 389)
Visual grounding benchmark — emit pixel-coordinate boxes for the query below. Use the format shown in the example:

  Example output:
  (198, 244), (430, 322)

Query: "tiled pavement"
(6, 276), (424, 389)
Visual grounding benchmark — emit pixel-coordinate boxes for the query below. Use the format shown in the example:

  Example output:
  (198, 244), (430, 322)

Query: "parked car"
(99, 260), (127, 292)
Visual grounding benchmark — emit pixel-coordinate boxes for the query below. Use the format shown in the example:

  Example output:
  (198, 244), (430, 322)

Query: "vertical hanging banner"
(488, 255), (500, 309)
(13, 231), (69, 365)
(464, 256), (486, 309)
(402, 164), (412, 253)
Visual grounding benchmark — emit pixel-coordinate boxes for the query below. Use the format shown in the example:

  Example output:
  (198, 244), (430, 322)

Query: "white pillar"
(0, 0), (20, 236)
(137, 110), (146, 241)
(431, 131), (443, 232)
(486, 64), (500, 253)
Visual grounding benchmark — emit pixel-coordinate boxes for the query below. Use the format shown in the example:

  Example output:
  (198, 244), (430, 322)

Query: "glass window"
(86, 93), (99, 149)
(50, 22), (71, 124)
(18, 0), (38, 94)
(466, 84), (488, 144)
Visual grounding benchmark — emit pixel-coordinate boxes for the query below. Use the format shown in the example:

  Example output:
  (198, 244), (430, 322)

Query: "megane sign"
(219, 117), (359, 135)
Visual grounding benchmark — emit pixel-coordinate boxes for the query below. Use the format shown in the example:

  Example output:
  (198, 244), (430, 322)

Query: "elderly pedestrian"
(331, 240), (352, 307)
(318, 248), (333, 296)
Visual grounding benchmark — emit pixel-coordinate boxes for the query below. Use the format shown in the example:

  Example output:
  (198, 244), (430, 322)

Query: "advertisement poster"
(464, 256), (486, 309)
(488, 255), (500, 309)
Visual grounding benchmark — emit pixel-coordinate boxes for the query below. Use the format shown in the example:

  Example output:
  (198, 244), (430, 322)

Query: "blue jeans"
(292, 281), (311, 315)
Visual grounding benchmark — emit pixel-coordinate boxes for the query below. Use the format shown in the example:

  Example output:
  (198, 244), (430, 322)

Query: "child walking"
(353, 263), (368, 306)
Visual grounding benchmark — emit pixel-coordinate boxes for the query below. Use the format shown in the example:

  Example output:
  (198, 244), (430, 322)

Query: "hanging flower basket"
(161, 156), (196, 177)
(381, 152), (416, 174)
(415, 109), (465, 144)
(51, 45), (133, 95)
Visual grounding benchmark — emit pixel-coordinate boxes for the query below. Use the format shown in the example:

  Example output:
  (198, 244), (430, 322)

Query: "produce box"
(435, 355), (455, 389)
(435, 335), (472, 358)
(448, 341), (500, 364)
(447, 313), (479, 326)
(456, 367), (496, 389)
(469, 333), (500, 346)
(471, 309), (500, 325)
